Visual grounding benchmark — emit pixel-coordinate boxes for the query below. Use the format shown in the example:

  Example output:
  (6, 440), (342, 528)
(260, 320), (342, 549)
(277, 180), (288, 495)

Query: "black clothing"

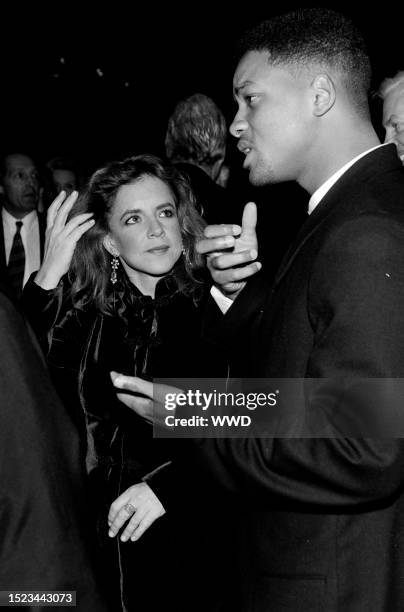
(192, 145), (404, 610)
(23, 269), (233, 612)
(0, 282), (106, 610)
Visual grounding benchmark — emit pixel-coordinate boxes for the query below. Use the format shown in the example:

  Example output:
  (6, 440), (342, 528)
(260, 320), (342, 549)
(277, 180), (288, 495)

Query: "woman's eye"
(125, 215), (140, 225)
(160, 208), (175, 218)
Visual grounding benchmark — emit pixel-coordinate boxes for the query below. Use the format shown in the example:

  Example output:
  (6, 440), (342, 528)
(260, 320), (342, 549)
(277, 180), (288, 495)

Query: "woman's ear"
(103, 234), (120, 257)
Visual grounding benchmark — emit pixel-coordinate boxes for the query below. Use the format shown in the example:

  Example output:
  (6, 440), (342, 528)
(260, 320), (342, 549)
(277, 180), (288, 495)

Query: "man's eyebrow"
(234, 81), (254, 96)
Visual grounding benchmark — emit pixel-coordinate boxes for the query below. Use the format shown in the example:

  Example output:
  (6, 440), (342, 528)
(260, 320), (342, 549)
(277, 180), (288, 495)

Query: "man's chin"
(21, 197), (38, 210)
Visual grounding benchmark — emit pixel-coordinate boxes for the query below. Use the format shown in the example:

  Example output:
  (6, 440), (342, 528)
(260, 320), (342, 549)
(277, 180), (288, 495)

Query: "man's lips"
(238, 141), (252, 155)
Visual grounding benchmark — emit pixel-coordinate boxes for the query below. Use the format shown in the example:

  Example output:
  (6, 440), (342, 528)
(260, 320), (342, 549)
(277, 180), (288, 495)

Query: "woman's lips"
(146, 246), (170, 254)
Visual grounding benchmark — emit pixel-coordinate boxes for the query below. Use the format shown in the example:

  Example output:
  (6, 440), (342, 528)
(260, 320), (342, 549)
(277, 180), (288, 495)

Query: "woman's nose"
(147, 218), (165, 237)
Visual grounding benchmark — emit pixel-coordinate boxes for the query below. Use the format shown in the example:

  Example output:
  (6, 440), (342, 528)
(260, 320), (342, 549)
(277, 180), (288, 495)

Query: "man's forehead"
(233, 50), (270, 89)
(6, 154), (36, 171)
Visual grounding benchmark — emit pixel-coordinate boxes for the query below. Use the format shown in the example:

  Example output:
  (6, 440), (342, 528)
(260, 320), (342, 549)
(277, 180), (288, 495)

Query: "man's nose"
(230, 114), (248, 138)
(27, 175), (38, 189)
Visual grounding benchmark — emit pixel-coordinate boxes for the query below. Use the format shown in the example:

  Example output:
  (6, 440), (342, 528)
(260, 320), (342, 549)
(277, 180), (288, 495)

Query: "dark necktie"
(7, 220), (25, 297)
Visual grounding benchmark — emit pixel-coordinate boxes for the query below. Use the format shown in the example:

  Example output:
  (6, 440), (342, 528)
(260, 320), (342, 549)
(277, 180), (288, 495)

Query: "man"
(0, 282), (106, 610)
(165, 93), (235, 224)
(379, 70), (404, 162)
(112, 9), (404, 611)
(0, 153), (46, 297)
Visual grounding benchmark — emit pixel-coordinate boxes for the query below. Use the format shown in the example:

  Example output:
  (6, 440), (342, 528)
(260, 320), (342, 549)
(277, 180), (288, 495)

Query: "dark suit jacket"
(0, 208), (46, 290)
(0, 284), (106, 610)
(195, 145), (404, 611)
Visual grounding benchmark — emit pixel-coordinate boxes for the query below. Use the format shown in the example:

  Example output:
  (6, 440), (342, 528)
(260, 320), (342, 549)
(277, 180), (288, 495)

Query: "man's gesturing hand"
(196, 202), (261, 299)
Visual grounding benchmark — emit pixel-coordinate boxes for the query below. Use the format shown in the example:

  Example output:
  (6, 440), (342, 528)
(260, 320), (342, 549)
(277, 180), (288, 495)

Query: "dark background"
(1, 3), (401, 172)
(1, 3), (402, 275)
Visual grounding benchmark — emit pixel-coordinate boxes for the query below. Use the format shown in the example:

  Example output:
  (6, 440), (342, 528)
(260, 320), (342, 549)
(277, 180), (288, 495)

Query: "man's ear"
(311, 74), (336, 117)
(103, 234), (119, 257)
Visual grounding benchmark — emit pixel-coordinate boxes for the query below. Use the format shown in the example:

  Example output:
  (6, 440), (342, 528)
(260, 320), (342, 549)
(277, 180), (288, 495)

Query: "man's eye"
(246, 95), (258, 106)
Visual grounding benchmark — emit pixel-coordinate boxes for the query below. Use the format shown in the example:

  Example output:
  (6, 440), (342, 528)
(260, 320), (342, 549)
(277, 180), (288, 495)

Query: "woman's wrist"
(34, 268), (62, 290)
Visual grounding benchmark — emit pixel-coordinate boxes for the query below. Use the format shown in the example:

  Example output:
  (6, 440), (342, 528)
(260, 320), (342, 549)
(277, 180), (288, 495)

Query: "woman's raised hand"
(35, 190), (95, 290)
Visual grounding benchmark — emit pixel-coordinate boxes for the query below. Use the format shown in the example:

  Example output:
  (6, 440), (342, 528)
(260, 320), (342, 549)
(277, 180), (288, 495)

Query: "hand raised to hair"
(196, 202), (261, 299)
(35, 190), (95, 290)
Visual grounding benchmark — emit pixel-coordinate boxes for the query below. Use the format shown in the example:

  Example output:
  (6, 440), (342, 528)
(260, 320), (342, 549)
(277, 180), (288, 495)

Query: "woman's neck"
(120, 260), (165, 298)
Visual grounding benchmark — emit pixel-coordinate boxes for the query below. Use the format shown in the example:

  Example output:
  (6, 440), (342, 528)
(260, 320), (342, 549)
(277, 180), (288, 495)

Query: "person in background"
(0, 153), (45, 297)
(378, 70), (404, 162)
(165, 93), (235, 224)
(42, 156), (80, 210)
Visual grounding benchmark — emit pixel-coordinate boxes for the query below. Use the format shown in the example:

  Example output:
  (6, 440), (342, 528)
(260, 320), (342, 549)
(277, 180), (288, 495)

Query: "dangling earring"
(110, 256), (119, 284)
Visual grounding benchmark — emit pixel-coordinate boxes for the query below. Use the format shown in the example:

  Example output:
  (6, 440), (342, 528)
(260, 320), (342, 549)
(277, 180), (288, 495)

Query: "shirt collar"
(308, 143), (389, 215)
(2, 207), (38, 230)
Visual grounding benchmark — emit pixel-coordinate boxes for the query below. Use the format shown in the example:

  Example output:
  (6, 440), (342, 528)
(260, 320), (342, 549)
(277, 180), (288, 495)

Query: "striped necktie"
(7, 220), (25, 297)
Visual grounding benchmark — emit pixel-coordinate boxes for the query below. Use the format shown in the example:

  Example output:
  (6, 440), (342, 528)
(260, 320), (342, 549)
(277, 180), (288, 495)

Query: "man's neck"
(299, 123), (381, 195)
(2, 203), (35, 220)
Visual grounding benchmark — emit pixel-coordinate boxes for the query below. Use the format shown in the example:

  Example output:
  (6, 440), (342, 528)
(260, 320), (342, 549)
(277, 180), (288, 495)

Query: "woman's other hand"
(35, 190), (95, 290)
(108, 482), (165, 542)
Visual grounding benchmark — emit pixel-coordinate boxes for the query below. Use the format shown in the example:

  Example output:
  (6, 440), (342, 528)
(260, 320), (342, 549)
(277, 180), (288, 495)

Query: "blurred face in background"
(382, 83), (404, 161)
(52, 168), (77, 195)
(2, 154), (40, 218)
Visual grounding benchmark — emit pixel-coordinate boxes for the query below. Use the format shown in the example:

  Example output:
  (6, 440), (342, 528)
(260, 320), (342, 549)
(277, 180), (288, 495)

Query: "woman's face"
(105, 175), (183, 287)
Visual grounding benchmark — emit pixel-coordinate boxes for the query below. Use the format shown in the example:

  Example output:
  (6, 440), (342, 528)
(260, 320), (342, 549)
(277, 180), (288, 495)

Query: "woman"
(23, 154), (230, 611)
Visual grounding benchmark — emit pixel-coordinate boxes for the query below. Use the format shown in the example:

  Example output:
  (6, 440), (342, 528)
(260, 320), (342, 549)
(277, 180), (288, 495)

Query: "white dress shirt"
(2, 208), (41, 287)
(212, 143), (389, 314)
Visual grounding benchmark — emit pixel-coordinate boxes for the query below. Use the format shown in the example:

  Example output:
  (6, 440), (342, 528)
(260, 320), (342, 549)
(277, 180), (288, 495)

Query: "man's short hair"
(378, 71), (404, 100)
(236, 8), (371, 117)
(165, 93), (227, 167)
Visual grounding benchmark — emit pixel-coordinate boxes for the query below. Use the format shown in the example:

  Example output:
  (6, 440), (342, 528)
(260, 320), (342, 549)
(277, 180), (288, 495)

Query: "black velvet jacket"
(22, 270), (221, 506)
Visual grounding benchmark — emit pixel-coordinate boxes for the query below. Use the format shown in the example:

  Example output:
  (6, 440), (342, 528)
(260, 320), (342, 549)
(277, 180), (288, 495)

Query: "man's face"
(52, 169), (77, 195)
(2, 154), (40, 217)
(382, 84), (404, 160)
(230, 51), (313, 186)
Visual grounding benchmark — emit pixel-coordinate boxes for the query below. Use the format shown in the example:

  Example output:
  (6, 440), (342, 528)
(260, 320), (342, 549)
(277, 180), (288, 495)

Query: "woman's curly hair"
(67, 153), (206, 313)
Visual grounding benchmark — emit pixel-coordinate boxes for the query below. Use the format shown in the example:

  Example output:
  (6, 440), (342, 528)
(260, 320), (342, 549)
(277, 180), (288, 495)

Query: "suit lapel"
(273, 144), (402, 287)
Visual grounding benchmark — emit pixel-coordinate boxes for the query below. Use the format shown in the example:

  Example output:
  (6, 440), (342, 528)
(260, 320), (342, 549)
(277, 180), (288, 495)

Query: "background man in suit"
(0, 282), (106, 610)
(379, 70), (404, 162)
(113, 8), (404, 611)
(0, 153), (45, 296)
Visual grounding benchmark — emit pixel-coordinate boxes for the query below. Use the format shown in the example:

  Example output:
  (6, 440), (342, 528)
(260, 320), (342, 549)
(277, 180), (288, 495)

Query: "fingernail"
(108, 530), (114, 537)
(232, 225), (241, 234)
(250, 249), (257, 259)
(255, 262), (262, 270)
